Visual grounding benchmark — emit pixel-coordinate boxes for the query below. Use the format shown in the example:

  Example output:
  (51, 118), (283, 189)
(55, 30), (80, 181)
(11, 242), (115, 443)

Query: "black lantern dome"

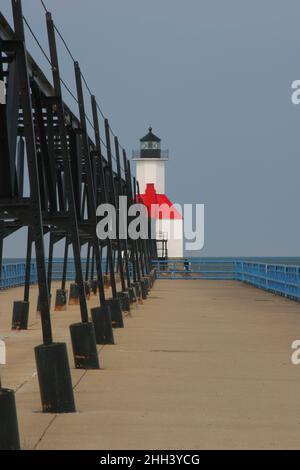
(140, 127), (161, 158)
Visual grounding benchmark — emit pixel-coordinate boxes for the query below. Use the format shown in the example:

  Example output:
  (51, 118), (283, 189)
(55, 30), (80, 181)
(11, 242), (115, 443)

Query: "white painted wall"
(136, 159), (165, 194)
(156, 219), (184, 258)
(135, 156), (184, 257)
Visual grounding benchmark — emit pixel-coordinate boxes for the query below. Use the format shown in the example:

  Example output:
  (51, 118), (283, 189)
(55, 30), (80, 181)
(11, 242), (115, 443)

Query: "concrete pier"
(1, 280), (300, 450)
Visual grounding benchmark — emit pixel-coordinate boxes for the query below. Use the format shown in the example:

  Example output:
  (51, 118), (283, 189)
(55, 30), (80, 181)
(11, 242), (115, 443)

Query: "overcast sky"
(2, 0), (300, 257)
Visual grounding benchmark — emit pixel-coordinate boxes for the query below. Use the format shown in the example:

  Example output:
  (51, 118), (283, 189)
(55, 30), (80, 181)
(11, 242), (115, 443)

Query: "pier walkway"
(1, 279), (300, 450)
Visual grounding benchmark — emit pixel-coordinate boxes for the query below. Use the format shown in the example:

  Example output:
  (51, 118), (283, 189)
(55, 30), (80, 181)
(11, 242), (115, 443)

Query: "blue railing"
(152, 259), (236, 280)
(153, 259), (300, 301)
(235, 261), (300, 301)
(0, 260), (108, 291)
(0, 262), (37, 290)
(2, 258), (300, 302)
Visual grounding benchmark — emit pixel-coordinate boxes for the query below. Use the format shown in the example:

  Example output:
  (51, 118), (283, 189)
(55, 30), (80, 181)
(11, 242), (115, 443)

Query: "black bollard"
(141, 279), (148, 299)
(69, 322), (100, 369)
(84, 282), (91, 300)
(91, 305), (114, 345)
(54, 289), (68, 311)
(144, 276), (151, 291)
(91, 280), (98, 296)
(68, 283), (79, 305)
(117, 291), (131, 312)
(149, 272), (155, 288)
(106, 298), (124, 328)
(0, 388), (20, 450)
(35, 342), (76, 413)
(133, 281), (141, 298)
(133, 281), (142, 302)
(12, 301), (29, 330)
(128, 286), (137, 303)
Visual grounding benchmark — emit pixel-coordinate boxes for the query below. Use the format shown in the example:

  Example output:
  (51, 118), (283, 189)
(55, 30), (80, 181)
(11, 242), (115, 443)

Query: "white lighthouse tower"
(133, 127), (183, 259)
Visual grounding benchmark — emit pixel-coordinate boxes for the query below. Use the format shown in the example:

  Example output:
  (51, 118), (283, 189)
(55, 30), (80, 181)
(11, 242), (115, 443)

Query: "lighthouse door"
(156, 231), (168, 261)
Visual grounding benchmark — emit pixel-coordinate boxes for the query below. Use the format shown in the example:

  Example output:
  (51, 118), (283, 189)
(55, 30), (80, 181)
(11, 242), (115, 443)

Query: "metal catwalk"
(0, 0), (156, 449)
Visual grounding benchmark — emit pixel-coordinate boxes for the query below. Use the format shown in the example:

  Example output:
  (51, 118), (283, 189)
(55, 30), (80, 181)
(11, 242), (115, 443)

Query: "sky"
(2, 0), (300, 257)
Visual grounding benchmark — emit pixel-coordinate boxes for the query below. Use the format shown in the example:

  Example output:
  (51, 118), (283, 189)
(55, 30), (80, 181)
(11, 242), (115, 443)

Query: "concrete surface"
(1, 279), (300, 450)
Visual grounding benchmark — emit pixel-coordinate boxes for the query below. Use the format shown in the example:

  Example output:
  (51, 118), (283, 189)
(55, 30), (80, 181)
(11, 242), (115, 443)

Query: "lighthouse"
(133, 127), (184, 259)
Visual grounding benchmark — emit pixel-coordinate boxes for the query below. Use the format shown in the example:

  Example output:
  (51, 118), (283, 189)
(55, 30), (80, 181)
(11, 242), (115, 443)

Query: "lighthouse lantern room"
(133, 128), (184, 259)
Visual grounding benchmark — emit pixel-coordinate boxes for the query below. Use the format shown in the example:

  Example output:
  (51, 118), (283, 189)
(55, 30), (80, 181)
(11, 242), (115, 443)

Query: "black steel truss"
(0, 0), (155, 435)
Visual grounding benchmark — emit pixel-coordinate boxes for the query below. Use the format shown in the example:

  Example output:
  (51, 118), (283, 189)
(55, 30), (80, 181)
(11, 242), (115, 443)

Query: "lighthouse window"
(141, 142), (159, 150)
